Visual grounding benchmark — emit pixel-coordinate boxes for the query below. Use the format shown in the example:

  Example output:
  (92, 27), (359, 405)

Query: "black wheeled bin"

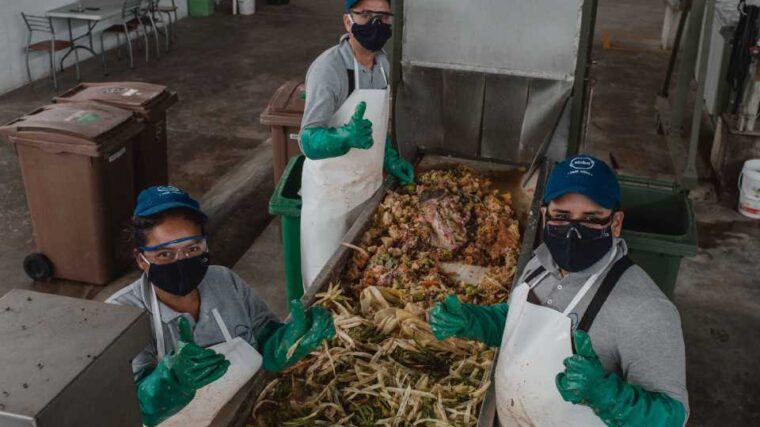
(54, 82), (178, 192)
(0, 102), (145, 285)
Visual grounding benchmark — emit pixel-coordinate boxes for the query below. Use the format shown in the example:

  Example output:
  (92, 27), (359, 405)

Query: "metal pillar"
(568, 0), (600, 157)
(656, 0), (716, 189)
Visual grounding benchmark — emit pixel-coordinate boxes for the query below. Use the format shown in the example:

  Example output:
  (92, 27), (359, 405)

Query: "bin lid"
(53, 82), (176, 116)
(0, 102), (144, 157)
(260, 80), (305, 127)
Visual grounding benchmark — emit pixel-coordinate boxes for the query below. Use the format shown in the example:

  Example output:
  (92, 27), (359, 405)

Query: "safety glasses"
(350, 9), (393, 25)
(139, 235), (208, 265)
(544, 212), (614, 239)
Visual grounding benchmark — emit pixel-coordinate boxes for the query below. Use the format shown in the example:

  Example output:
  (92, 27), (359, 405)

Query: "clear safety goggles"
(139, 235), (208, 265)
(349, 9), (393, 25)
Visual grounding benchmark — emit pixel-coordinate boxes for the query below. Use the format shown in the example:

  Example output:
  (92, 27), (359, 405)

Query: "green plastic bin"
(269, 155), (305, 303)
(619, 176), (698, 299)
(187, 0), (214, 17)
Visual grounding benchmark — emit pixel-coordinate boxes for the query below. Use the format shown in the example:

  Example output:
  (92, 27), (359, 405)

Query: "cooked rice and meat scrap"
(251, 166), (522, 427)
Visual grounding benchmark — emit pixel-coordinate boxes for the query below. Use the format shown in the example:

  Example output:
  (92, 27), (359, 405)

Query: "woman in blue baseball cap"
(426, 155), (689, 426)
(107, 186), (335, 426)
(298, 0), (414, 290)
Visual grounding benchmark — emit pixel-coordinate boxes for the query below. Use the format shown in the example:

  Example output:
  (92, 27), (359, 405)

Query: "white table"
(45, 1), (125, 75)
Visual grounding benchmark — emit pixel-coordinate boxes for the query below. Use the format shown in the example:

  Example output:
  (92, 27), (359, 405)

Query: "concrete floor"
(0, 0), (758, 425)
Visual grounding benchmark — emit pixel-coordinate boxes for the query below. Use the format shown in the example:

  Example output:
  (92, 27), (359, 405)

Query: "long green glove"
(300, 101), (374, 160)
(384, 136), (415, 185)
(428, 295), (508, 347)
(136, 317), (231, 427)
(261, 300), (336, 372)
(556, 330), (686, 427)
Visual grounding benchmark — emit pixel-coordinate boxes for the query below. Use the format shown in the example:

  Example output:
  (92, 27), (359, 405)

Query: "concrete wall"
(0, 0), (189, 95)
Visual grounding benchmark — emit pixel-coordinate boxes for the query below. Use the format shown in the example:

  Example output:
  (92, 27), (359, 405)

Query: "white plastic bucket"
(239, 0), (255, 15)
(738, 159), (760, 218)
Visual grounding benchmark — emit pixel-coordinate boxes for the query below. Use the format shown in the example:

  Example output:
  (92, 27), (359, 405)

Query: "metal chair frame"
(140, 0), (169, 54)
(100, 0), (149, 71)
(154, 0), (179, 45)
(21, 12), (80, 89)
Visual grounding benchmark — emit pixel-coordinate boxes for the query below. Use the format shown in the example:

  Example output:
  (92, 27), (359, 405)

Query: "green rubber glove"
(136, 317), (231, 427)
(261, 300), (336, 372)
(300, 101), (374, 160)
(383, 136), (415, 185)
(428, 295), (508, 347)
(556, 330), (686, 427)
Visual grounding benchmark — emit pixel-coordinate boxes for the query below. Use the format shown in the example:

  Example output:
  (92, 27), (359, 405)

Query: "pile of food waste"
(251, 166), (522, 426)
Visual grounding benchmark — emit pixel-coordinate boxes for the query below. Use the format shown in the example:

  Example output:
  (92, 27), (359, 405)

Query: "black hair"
(128, 207), (208, 250)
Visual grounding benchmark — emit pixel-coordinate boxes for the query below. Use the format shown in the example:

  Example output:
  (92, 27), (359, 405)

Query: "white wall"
(0, 0), (189, 95)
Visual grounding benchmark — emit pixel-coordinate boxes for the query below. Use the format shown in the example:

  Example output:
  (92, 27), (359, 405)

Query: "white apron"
(495, 246), (618, 427)
(147, 285), (263, 427)
(300, 58), (389, 290)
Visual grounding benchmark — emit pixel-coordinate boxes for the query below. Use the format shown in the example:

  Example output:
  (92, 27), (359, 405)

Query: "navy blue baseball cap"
(133, 185), (207, 219)
(346, 0), (390, 10)
(543, 155), (620, 209)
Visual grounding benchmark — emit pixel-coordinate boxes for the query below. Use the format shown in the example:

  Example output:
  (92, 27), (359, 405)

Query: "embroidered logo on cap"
(570, 156), (595, 170)
(156, 186), (184, 196)
(569, 156), (595, 176)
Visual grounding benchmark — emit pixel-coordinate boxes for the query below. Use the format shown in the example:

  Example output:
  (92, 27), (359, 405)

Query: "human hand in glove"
(300, 101), (373, 160)
(262, 300), (336, 372)
(344, 101), (374, 149)
(384, 136), (415, 185)
(136, 317), (230, 426)
(428, 295), (508, 347)
(556, 330), (686, 427)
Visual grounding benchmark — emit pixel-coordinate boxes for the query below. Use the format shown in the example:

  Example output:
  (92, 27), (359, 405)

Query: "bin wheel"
(23, 253), (53, 281)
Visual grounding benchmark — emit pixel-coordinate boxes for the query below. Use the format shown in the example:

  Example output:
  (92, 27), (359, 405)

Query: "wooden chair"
(21, 13), (79, 89)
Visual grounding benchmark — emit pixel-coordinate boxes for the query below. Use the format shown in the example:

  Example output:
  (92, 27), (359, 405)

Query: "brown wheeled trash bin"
(260, 80), (305, 183)
(0, 102), (145, 285)
(54, 82), (178, 192)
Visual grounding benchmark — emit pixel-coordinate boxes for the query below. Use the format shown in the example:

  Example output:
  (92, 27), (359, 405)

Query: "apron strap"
(212, 308), (234, 343)
(347, 69), (355, 96)
(349, 56), (389, 95)
(576, 256), (635, 333)
(148, 281), (167, 360)
(524, 266), (547, 284)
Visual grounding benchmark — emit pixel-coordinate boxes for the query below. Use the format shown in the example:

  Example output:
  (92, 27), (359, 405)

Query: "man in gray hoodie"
(428, 155), (688, 426)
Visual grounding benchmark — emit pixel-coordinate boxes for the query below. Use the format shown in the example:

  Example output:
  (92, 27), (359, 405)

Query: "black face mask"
(147, 253), (210, 296)
(351, 18), (392, 52)
(543, 222), (613, 273)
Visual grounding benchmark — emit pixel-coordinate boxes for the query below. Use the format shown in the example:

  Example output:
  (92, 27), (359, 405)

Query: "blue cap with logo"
(134, 185), (207, 219)
(345, 0), (390, 10)
(543, 155), (620, 209)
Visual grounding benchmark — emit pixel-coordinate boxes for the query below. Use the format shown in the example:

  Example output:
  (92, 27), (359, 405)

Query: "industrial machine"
(0, 290), (150, 427)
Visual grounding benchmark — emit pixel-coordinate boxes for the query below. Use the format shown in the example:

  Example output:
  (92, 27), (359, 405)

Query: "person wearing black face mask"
(298, 0), (415, 290)
(427, 155), (689, 427)
(106, 186), (335, 426)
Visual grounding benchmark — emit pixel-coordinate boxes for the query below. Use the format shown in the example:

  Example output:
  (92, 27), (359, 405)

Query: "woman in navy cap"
(107, 186), (335, 426)
(426, 155), (689, 426)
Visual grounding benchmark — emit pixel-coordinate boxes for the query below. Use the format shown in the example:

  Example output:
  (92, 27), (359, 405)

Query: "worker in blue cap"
(298, 0), (415, 290)
(107, 186), (335, 426)
(427, 155), (689, 426)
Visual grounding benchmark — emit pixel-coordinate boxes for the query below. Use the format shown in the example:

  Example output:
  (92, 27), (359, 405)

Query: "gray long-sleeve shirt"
(514, 238), (689, 418)
(106, 266), (279, 378)
(301, 34), (390, 131)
